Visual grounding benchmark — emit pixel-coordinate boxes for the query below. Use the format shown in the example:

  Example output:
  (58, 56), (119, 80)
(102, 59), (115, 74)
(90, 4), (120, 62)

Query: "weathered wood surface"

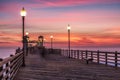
(15, 51), (120, 80)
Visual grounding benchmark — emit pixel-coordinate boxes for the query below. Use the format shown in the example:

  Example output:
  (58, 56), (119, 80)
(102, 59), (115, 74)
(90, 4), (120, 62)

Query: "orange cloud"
(26, 32), (120, 47)
(0, 32), (22, 47)
(1, 31), (120, 47)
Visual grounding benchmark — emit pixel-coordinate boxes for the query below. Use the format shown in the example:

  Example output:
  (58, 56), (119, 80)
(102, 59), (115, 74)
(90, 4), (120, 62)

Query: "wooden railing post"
(8, 61), (11, 79)
(75, 50), (77, 59)
(0, 58), (3, 79)
(63, 49), (65, 56)
(105, 52), (108, 66)
(63, 50), (65, 56)
(61, 49), (63, 55)
(69, 49), (71, 58)
(73, 50), (76, 58)
(73, 50), (74, 58)
(91, 51), (93, 59)
(70, 50), (71, 58)
(97, 50), (100, 64)
(85, 50), (88, 59)
(64, 49), (66, 56)
(64, 49), (65, 55)
(22, 51), (25, 66)
(68, 50), (69, 57)
(63, 49), (67, 57)
(65, 50), (68, 57)
(77, 50), (79, 59)
(115, 51), (118, 68)
(67, 50), (69, 57)
(81, 51), (83, 59)
(71, 50), (73, 58)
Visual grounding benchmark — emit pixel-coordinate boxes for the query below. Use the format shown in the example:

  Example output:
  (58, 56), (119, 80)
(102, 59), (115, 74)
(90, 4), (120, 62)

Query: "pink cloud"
(28, 8), (120, 23)
(27, 0), (120, 7)
(0, 2), (21, 13)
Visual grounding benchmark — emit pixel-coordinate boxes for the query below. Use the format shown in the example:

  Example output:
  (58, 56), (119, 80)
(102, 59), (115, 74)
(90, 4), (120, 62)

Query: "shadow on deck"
(14, 50), (120, 80)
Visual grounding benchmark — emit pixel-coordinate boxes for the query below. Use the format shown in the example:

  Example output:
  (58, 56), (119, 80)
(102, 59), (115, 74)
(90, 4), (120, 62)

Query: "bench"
(83, 58), (93, 64)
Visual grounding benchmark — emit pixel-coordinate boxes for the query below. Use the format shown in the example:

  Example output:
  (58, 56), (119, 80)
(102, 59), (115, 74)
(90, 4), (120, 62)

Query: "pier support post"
(85, 50), (88, 59)
(97, 50), (100, 64)
(91, 51), (93, 59)
(81, 51), (83, 59)
(0, 58), (3, 79)
(115, 51), (118, 68)
(77, 50), (79, 59)
(105, 52), (108, 66)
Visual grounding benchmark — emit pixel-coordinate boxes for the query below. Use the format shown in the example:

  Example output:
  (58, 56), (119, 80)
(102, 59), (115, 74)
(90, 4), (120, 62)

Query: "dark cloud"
(0, 42), (11, 44)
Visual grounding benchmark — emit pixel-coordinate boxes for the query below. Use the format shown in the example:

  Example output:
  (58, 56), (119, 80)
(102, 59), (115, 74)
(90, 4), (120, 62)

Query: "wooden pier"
(0, 48), (120, 80)
(14, 48), (120, 80)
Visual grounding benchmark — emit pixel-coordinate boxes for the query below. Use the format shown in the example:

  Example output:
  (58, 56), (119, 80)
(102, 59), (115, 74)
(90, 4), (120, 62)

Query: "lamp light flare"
(67, 24), (71, 30)
(20, 7), (27, 17)
(67, 24), (71, 58)
(44, 39), (46, 41)
(50, 35), (53, 38)
(26, 32), (29, 35)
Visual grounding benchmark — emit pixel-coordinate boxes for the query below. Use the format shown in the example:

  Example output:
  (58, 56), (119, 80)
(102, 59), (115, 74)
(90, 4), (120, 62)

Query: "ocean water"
(0, 46), (120, 58)
(63, 47), (120, 52)
(0, 46), (120, 67)
(0, 47), (18, 59)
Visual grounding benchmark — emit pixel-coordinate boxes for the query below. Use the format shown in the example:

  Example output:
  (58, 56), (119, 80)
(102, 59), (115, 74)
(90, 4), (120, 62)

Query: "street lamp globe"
(26, 32), (29, 36)
(67, 24), (71, 30)
(50, 35), (53, 38)
(44, 39), (46, 41)
(20, 7), (27, 17)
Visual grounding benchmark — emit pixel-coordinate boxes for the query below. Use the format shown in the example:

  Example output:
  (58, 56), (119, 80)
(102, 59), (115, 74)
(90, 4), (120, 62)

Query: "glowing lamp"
(26, 32), (29, 35)
(50, 35), (53, 38)
(67, 24), (71, 30)
(20, 7), (27, 17)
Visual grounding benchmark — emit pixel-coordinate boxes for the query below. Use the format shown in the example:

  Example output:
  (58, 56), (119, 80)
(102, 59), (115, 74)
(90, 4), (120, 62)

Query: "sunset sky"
(0, 0), (120, 48)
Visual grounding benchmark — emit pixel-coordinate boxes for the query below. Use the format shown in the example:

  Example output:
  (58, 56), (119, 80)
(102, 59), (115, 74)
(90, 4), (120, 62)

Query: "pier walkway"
(14, 50), (120, 80)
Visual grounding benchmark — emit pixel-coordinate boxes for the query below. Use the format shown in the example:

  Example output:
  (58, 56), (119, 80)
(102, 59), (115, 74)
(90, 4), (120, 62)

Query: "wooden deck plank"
(14, 50), (120, 80)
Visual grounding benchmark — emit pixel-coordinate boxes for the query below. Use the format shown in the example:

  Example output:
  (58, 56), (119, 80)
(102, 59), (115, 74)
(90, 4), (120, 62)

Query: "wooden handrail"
(61, 49), (120, 68)
(0, 51), (23, 80)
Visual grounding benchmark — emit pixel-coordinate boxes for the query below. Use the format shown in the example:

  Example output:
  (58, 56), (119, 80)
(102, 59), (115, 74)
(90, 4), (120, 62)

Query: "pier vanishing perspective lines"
(15, 49), (120, 80)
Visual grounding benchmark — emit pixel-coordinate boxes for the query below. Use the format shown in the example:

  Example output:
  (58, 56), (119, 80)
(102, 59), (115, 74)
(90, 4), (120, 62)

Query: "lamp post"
(20, 7), (27, 66)
(25, 32), (29, 56)
(67, 24), (71, 58)
(25, 32), (29, 42)
(44, 39), (46, 46)
(50, 36), (53, 49)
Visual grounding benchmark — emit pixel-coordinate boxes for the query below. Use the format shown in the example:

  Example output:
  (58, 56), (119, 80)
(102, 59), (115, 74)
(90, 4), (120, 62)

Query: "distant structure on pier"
(37, 36), (44, 47)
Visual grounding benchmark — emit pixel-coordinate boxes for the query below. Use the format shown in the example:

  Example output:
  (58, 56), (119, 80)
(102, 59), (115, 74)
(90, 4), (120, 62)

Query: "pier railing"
(0, 50), (23, 80)
(61, 49), (120, 68)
